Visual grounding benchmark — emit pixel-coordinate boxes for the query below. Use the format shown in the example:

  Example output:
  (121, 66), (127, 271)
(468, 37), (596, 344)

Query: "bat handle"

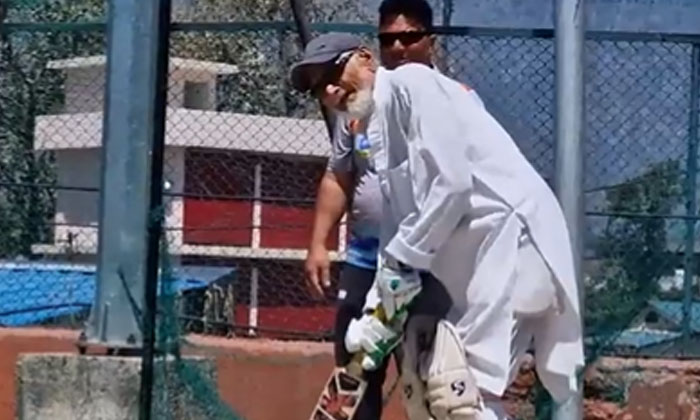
(345, 353), (365, 377)
(344, 306), (391, 377)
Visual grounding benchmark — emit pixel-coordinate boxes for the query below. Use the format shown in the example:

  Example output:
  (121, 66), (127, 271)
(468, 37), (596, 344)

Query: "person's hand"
(305, 243), (331, 298)
(345, 313), (402, 371)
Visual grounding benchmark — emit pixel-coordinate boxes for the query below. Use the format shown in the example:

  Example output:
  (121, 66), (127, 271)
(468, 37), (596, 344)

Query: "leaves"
(585, 159), (683, 353)
(1, 1), (105, 257)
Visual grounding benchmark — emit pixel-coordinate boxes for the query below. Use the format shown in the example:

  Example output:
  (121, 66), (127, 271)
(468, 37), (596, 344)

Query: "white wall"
(64, 68), (105, 114)
(163, 147), (185, 251)
(52, 148), (185, 253)
(61, 66), (217, 114)
(54, 149), (101, 250)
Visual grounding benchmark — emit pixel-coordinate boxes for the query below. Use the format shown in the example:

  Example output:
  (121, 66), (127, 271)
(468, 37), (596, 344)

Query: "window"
(183, 81), (211, 110)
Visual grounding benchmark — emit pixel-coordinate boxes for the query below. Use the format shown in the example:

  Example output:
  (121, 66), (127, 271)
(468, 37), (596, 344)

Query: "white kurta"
(366, 63), (585, 402)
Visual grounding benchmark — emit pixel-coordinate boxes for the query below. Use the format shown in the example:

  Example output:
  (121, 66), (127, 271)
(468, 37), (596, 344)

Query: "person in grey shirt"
(302, 0), (482, 418)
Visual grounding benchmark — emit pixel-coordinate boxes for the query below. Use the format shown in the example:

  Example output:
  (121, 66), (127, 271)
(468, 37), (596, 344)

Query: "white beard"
(344, 88), (375, 120)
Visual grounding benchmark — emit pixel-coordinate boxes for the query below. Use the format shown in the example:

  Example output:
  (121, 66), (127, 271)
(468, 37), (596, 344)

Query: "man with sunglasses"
(377, 0), (484, 103)
(377, 0), (435, 70)
(303, 1), (482, 419)
(291, 30), (584, 420)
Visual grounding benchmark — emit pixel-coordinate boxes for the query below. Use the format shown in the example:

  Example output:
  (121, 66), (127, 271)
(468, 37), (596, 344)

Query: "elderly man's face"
(309, 48), (377, 120)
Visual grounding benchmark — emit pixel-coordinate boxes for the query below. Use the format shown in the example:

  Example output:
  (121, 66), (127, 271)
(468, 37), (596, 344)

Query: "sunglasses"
(377, 31), (430, 48)
(309, 50), (354, 96)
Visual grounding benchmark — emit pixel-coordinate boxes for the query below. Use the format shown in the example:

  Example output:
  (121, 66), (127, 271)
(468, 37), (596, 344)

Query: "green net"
(151, 227), (244, 420)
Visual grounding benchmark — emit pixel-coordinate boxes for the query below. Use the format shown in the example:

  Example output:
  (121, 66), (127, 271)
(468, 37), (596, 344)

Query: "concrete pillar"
(16, 353), (215, 420)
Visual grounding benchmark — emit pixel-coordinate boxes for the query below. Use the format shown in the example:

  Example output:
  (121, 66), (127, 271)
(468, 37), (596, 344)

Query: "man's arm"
(305, 114), (356, 297)
(310, 170), (352, 248)
(305, 169), (353, 296)
(383, 65), (475, 271)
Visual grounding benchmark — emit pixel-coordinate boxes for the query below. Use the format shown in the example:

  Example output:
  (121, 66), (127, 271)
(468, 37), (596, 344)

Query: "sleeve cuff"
(362, 282), (380, 312)
(385, 235), (434, 271)
(327, 156), (353, 173)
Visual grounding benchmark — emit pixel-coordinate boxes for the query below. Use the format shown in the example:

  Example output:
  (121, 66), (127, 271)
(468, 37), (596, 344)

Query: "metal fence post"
(682, 45), (700, 350)
(82, 0), (171, 354)
(289, 0), (334, 139)
(553, 0), (585, 419)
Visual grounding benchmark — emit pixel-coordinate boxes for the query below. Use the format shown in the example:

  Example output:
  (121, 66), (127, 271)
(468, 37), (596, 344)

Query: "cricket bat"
(309, 308), (388, 420)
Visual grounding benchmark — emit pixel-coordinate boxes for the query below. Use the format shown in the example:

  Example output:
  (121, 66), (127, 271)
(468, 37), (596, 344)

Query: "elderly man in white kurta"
(290, 33), (584, 420)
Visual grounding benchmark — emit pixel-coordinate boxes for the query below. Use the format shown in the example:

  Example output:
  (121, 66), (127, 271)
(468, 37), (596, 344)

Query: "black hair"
(378, 0), (434, 32)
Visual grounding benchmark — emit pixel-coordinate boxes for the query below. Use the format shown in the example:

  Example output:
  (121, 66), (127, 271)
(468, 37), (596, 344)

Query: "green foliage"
(585, 159), (683, 349)
(0, 1), (104, 258)
(174, 0), (370, 23)
(5, 0), (104, 22)
(600, 159), (682, 282)
(171, 0), (373, 119)
(570, 160), (684, 416)
(584, 259), (636, 338)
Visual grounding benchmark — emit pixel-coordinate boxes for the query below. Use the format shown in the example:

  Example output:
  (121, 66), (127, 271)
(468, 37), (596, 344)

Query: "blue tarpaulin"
(609, 329), (682, 348)
(648, 299), (700, 334)
(0, 262), (233, 327)
(586, 299), (700, 350)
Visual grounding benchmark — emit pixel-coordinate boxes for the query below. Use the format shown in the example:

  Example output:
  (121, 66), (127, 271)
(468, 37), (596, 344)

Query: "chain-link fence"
(441, 31), (700, 359)
(2, 0), (700, 418)
(583, 37), (700, 359)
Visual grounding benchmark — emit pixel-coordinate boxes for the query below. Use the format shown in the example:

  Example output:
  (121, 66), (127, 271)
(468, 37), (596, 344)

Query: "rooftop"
(34, 109), (331, 157)
(47, 55), (239, 75)
(648, 299), (700, 334)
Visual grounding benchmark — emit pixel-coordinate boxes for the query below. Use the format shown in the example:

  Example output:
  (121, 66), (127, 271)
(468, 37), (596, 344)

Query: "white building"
(30, 55), (345, 336)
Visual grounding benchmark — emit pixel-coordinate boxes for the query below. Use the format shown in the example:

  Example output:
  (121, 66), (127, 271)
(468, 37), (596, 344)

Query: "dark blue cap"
(290, 32), (362, 92)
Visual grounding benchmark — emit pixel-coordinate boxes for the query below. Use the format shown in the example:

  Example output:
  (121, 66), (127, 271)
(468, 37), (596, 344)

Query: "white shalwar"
(364, 64), (585, 418)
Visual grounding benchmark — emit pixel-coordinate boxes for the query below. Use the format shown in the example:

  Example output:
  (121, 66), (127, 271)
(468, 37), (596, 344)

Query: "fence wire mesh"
(0, 20), (105, 329)
(583, 39), (700, 359)
(2, 0), (700, 418)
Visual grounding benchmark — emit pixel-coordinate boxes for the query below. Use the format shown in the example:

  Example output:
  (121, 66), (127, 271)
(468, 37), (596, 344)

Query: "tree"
(171, 0), (372, 119)
(585, 159), (682, 342)
(0, 0), (104, 258)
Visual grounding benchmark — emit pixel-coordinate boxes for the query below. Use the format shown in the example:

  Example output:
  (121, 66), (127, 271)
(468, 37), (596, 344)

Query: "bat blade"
(309, 366), (367, 420)
(311, 308), (386, 419)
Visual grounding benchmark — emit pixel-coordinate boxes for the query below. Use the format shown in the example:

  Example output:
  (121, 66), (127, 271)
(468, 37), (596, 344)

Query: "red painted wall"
(224, 261), (339, 337)
(260, 203), (339, 249)
(182, 148), (342, 251)
(233, 305), (336, 337)
(183, 199), (253, 246)
(183, 148), (255, 247)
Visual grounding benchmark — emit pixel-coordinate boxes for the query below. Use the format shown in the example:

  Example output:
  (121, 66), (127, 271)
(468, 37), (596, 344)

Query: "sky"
(364, 0), (700, 33)
(453, 0), (700, 34)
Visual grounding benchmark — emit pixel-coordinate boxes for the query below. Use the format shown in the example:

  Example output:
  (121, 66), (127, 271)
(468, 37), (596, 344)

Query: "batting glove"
(375, 257), (423, 322)
(345, 312), (402, 371)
